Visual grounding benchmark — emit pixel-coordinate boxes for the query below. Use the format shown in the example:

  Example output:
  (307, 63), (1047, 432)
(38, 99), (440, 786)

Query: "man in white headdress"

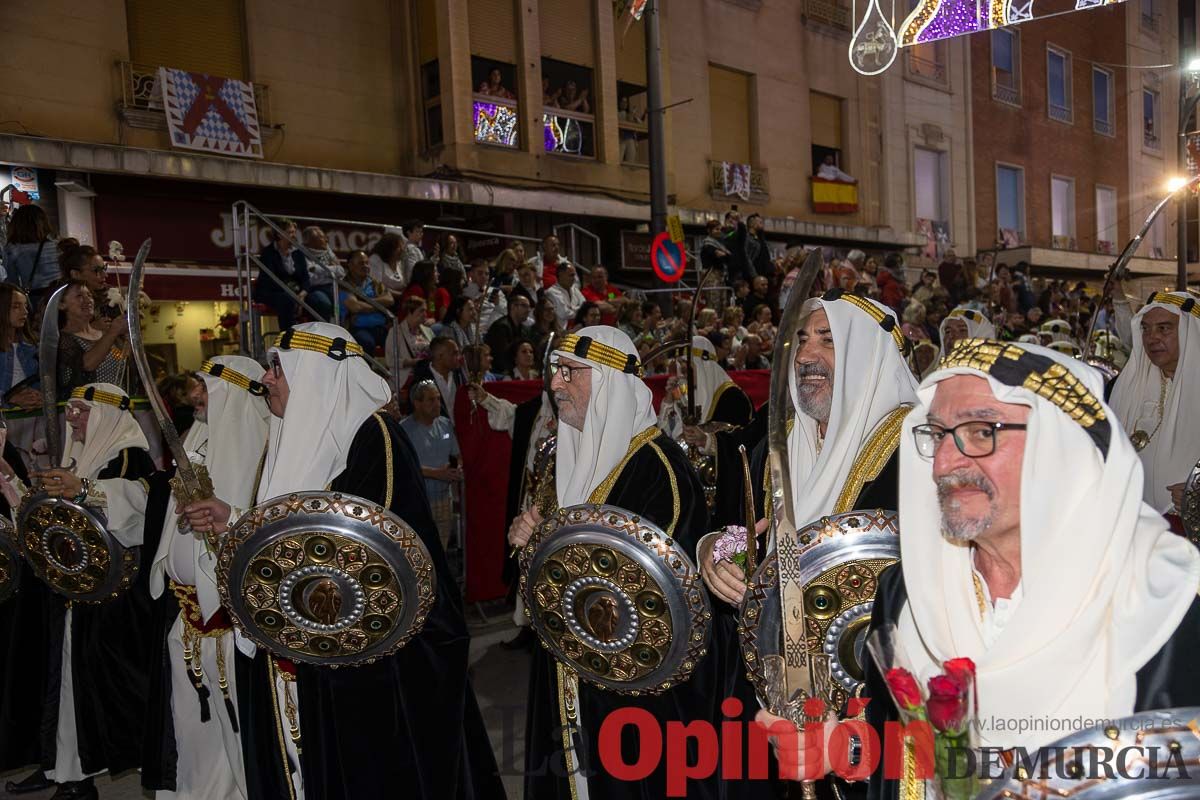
(937, 306), (995, 362)
(141, 356), (271, 799)
(28, 384), (155, 800)
(507, 326), (768, 800)
(761, 339), (1200, 797)
(1038, 317), (1074, 346)
(1110, 291), (1200, 519)
(181, 322), (501, 800)
(658, 335), (755, 526)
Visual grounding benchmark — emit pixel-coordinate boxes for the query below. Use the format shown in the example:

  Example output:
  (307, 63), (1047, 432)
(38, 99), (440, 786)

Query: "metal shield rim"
(522, 503), (712, 695)
(15, 493), (135, 603)
(217, 491), (436, 667)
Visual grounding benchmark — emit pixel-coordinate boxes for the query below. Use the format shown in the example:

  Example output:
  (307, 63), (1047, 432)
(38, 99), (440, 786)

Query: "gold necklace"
(1131, 372), (1169, 452)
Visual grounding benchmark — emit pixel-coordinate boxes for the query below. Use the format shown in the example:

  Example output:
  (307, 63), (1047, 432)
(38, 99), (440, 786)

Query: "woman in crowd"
(571, 301), (601, 330)
(0, 283), (39, 408)
(402, 259), (451, 321)
(2, 205), (61, 305)
(721, 305), (747, 350)
(386, 296), (434, 392)
(509, 340), (539, 381)
(57, 281), (128, 398)
(340, 249), (395, 353)
(438, 258), (466, 304)
(617, 299), (643, 341)
(530, 294), (562, 360)
(491, 248), (520, 292)
(747, 303), (775, 340)
(369, 232), (408, 294)
(441, 295), (478, 351)
(438, 233), (467, 284)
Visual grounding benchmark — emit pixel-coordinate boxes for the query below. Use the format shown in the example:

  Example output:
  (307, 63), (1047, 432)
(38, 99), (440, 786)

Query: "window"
(416, 0), (442, 149)
(1147, 184), (1167, 257)
(1051, 176), (1075, 248)
(1092, 67), (1114, 136)
(991, 29), (1021, 105)
(1141, 0), (1159, 31)
(710, 65), (754, 165)
(810, 91), (844, 175)
(127, 0), (247, 79)
(996, 164), (1025, 244)
(1046, 47), (1072, 123)
(1095, 185), (1118, 254)
(472, 57), (519, 148)
(615, 4), (648, 166)
(542, 57), (596, 158)
(914, 147), (949, 233)
(1143, 88), (1161, 150)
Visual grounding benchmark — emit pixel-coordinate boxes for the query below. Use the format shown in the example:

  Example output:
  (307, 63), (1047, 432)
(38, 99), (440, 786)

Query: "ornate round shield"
(739, 509), (899, 713)
(976, 708), (1200, 798)
(521, 504), (712, 695)
(15, 493), (138, 603)
(1181, 457), (1200, 545)
(0, 518), (20, 603)
(217, 492), (436, 667)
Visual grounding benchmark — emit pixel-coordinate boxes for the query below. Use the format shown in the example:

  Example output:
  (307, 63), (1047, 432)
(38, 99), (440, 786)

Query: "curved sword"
(38, 285), (68, 467)
(125, 239), (213, 508)
(685, 266), (718, 423)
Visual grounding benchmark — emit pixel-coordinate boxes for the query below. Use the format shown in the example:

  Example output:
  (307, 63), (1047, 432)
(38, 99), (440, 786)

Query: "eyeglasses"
(912, 421), (1027, 459)
(550, 361), (590, 384)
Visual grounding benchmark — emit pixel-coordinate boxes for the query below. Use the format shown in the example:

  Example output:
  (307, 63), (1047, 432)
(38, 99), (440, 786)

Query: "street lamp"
(1167, 175), (1191, 192)
(1188, 58), (1200, 73)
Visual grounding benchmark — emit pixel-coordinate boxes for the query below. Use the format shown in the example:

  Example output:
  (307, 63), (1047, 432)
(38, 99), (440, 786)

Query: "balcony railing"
(802, 0), (852, 31)
(1048, 102), (1072, 123)
(1094, 116), (1115, 136)
(473, 95), (520, 149)
(619, 121), (649, 166)
(1144, 127), (1161, 151)
(993, 79), (1020, 106)
(543, 106), (596, 158)
(117, 60), (273, 131)
(710, 161), (770, 204)
(907, 52), (947, 84)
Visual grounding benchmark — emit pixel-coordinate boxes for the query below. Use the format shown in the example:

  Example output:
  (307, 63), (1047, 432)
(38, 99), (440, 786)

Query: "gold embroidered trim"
(647, 441), (681, 537)
(373, 413), (394, 508)
(70, 385), (131, 410)
(556, 663), (582, 800)
(267, 658), (298, 800)
(556, 333), (643, 376)
(900, 737), (924, 800)
(276, 329), (364, 359)
(587, 426), (661, 504)
(199, 360), (267, 396)
(946, 307), (984, 324)
(1147, 291), (1200, 318)
(832, 292), (907, 352)
(833, 406), (912, 513)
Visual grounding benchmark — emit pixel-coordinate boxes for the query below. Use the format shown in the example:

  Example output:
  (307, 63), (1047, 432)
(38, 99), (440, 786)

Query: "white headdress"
(62, 383), (149, 479)
(936, 307), (995, 360)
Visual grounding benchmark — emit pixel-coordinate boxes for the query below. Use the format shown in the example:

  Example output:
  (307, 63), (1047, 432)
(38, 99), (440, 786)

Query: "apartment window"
(810, 91), (844, 175)
(914, 147), (949, 235)
(1147, 185), (1167, 257)
(991, 29), (1021, 105)
(421, 61), (444, 149)
(1092, 67), (1115, 136)
(996, 164), (1025, 244)
(127, 0), (247, 78)
(1143, 88), (1161, 150)
(615, 4), (649, 166)
(710, 65), (754, 165)
(1050, 176), (1075, 248)
(1046, 47), (1072, 123)
(542, 58), (596, 158)
(1095, 185), (1118, 254)
(1141, 0), (1159, 32)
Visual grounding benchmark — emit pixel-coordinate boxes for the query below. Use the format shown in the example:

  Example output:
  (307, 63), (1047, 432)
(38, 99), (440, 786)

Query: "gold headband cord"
(71, 386), (132, 411)
(199, 360), (268, 397)
(820, 289), (908, 353)
(276, 329), (365, 361)
(555, 333), (643, 377)
(1145, 292), (1200, 319)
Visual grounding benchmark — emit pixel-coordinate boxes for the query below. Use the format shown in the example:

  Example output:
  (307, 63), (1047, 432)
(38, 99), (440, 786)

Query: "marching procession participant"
(1110, 291), (1200, 517)
(141, 356), (271, 799)
(937, 306), (995, 361)
(181, 322), (502, 800)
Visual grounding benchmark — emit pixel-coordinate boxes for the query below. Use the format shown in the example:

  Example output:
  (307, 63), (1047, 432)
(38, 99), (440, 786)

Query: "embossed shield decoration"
(739, 509), (899, 713)
(0, 517), (20, 603)
(520, 504), (712, 695)
(217, 492), (436, 666)
(1182, 458), (1200, 544)
(15, 493), (139, 603)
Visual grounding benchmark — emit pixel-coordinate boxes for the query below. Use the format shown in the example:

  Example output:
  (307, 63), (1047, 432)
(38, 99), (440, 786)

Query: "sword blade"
(38, 285), (68, 466)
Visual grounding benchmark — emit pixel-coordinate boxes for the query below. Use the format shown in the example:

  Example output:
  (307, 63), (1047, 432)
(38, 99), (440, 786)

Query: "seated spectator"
(339, 249), (394, 353)
(463, 258), (507, 330)
(440, 296), (478, 351)
(529, 234), (569, 289)
(530, 295), (563, 358)
(477, 67), (516, 100)
(301, 225), (344, 321)
(572, 301), (602, 330)
(695, 307), (719, 335)
(580, 265), (622, 324)
(617, 300), (643, 341)
(401, 260), (451, 322)
(400, 220), (432, 288)
(747, 304), (776, 343)
(545, 263), (584, 329)
(509, 340), (540, 381)
(485, 293), (535, 375)
(253, 219), (309, 330)
(732, 333), (769, 370)
(556, 80), (590, 114)
(386, 296), (433, 395)
(911, 269), (941, 307)
(491, 248), (520, 292)
(400, 380), (462, 550)
(439, 233), (467, 285)
(463, 343), (503, 383)
(816, 154), (856, 183)
(876, 252), (909, 313)
(706, 330), (733, 370)
(721, 305), (748, 349)
(57, 281), (129, 398)
(409, 336), (463, 420)
(439, 257), (466, 303)
(2, 204), (60, 305)
(369, 232), (407, 294)
(0, 283), (38, 408)
(512, 262), (540, 305)
(640, 300), (663, 337)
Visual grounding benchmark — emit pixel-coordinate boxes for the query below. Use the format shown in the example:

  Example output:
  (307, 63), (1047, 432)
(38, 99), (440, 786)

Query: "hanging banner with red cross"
(159, 67), (263, 159)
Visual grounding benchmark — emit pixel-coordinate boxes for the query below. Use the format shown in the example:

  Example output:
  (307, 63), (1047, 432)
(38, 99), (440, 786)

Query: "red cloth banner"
(457, 370), (770, 602)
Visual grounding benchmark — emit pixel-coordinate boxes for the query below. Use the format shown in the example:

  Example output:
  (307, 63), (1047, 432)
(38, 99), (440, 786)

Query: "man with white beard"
(141, 356), (271, 799)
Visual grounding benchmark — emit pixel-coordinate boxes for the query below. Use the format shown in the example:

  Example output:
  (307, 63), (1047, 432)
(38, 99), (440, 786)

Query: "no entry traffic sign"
(651, 231), (686, 283)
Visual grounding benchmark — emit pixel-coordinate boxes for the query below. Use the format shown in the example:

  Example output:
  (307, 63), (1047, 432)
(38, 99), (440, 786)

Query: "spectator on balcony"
(339, 249), (394, 353)
(529, 233), (569, 289)
(816, 154), (857, 183)
(2, 204), (60, 305)
(402, 259), (451, 322)
(302, 225), (343, 321)
(386, 296), (434, 394)
(369, 232), (407, 294)
(401, 219), (432, 288)
(542, 77), (561, 106)
(581, 265), (621, 324)
(478, 67), (515, 100)
(253, 218), (309, 330)
(485, 293), (535, 375)
(618, 96), (645, 162)
(439, 233), (467, 285)
(556, 80), (590, 114)
(464, 258), (507, 330)
(509, 340), (540, 381)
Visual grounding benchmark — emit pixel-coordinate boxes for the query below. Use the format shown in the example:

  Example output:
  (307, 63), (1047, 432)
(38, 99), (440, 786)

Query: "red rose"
(943, 657), (976, 689)
(885, 667), (923, 711)
(926, 674), (968, 733)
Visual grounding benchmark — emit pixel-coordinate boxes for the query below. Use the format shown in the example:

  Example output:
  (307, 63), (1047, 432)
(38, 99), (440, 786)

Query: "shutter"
(539, 0), (595, 66)
(708, 65), (751, 164)
(470, 0), (517, 62)
(810, 91), (843, 149)
(126, 0), (247, 80)
(614, 9), (646, 86)
(416, 0), (439, 65)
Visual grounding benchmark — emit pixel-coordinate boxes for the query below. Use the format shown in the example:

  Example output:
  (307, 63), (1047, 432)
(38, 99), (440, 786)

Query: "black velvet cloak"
(38, 447), (158, 777)
(237, 412), (505, 800)
(863, 564), (1200, 800)
(524, 431), (778, 800)
(502, 395), (545, 591)
(706, 383), (757, 530)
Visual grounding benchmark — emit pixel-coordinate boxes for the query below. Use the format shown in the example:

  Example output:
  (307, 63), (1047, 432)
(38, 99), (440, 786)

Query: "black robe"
(706, 384), (757, 530)
(524, 431), (777, 800)
(502, 395), (546, 591)
(38, 447), (158, 777)
(238, 412), (505, 800)
(863, 564), (1200, 800)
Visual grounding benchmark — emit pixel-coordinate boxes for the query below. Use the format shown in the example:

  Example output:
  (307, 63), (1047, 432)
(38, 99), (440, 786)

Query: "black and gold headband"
(276, 329), (365, 361)
(199, 360), (268, 397)
(555, 333), (643, 377)
(947, 308), (982, 323)
(1145, 291), (1200, 319)
(821, 289), (908, 353)
(690, 347), (716, 361)
(71, 385), (132, 411)
(939, 339), (1112, 459)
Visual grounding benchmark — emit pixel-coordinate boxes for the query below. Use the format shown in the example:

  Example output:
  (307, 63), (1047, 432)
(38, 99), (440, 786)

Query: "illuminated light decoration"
(849, 0), (898, 75)
(892, 0), (1127, 50)
(1006, 0), (1034, 23)
(473, 101), (519, 148)
(543, 113), (583, 155)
